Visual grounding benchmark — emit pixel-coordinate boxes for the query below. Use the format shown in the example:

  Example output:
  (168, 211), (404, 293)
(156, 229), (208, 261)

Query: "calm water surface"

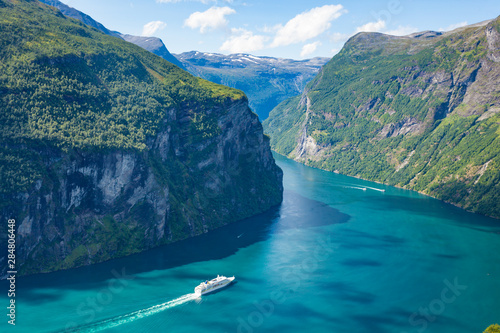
(2, 154), (499, 333)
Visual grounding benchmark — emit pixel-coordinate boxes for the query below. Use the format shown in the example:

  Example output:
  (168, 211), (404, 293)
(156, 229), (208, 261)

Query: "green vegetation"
(0, 0), (283, 275)
(484, 324), (500, 333)
(190, 66), (305, 120)
(264, 18), (500, 219)
(0, 0), (243, 193)
(22, 213), (148, 274)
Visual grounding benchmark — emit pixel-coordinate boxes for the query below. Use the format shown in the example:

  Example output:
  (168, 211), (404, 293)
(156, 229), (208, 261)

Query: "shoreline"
(272, 150), (499, 221)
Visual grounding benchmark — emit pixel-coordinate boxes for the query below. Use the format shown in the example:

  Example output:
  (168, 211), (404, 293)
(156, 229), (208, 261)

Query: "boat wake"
(363, 186), (385, 192)
(342, 186), (367, 191)
(65, 293), (198, 333)
(339, 183), (384, 192)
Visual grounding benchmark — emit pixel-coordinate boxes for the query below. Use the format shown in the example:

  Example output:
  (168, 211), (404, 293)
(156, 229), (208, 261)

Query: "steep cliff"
(0, 0), (282, 276)
(264, 17), (500, 218)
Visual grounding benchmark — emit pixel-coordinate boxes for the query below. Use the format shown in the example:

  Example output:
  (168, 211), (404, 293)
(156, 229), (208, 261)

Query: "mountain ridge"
(38, 0), (186, 69)
(264, 17), (500, 219)
(176, 51), (329, 120)
(37, 0), (328, 120)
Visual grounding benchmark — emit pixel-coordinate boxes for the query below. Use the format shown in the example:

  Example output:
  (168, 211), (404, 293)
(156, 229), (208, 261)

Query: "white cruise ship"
(194, 275), (235, 296)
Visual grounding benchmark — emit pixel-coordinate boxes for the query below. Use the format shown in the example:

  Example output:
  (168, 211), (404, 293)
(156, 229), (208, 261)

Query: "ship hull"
(195, 276), (235, 296)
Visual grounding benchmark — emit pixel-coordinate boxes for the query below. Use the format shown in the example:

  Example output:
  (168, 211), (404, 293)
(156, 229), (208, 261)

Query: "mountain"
(176, 51), (329, 120)
(264, 18), (500, 219)
(0, 0), (283, 276)
(40, 0), (326, 120)
(119, 34), (185, 69)
(38, 0), (120, 37)
(39, 0), (185, 69)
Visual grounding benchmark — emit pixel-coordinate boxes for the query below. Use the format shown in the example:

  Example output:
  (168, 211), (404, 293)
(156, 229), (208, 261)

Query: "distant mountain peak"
(176, 51), (329, 119)
(345, 16), (500, 56)
(176, 51), (329, 71)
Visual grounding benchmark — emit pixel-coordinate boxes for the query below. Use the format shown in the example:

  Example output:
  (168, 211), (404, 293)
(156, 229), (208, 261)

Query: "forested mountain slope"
(0, 0), (282, 275)
(264, 18), (500, 218)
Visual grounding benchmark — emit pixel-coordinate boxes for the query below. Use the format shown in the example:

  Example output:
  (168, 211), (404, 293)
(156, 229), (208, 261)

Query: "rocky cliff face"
(6, 97), (282, 276)
(0, 0), (282, 277)
(264, 17), (500, 218)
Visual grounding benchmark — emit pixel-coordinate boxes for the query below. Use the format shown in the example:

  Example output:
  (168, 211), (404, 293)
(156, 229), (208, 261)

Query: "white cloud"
(301, 41), (321, 57)
(354, 20), (418, 36)
(271, 4), (346, 47)
(220, 28), (267, 53)
(355, 20), (386, 33)
(439, 21), (468, 32)
(184, 6), (236, 33)
(330, 32), (350, 43)
(385, 25), (419, 36)
(141, 21), (167, 36)
(259, 24), (281, 34)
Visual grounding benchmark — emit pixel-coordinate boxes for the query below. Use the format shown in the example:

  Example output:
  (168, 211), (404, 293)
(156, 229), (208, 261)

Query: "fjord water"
(2, 154), (500, 333)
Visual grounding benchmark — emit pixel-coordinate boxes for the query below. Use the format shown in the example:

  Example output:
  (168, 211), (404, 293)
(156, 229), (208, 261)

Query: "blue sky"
(59, 0), (500, 59)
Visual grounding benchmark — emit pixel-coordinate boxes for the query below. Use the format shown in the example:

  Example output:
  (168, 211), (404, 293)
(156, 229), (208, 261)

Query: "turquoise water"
(2, 154), (499, 333)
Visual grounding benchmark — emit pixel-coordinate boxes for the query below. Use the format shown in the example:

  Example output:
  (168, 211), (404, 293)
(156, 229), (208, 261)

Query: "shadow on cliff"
(9, 190), (350, 299)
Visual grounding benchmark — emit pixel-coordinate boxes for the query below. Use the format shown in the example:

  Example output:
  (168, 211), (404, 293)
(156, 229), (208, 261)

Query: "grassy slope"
(264, 20), (500, 218)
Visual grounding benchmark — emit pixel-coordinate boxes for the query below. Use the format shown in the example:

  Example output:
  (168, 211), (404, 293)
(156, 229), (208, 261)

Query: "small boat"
(194, 275), (235, 296)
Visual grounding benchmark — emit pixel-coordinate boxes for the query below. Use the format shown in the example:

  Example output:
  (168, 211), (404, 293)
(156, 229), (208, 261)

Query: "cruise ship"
(194, 275), (235, 296)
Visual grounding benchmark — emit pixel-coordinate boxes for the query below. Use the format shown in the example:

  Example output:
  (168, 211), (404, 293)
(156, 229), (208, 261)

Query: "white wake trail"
(69, 293), (198, 333)
(342, 186), (367, 191)
(363, 186), (385, 192)
(337, 182), (384, 192)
